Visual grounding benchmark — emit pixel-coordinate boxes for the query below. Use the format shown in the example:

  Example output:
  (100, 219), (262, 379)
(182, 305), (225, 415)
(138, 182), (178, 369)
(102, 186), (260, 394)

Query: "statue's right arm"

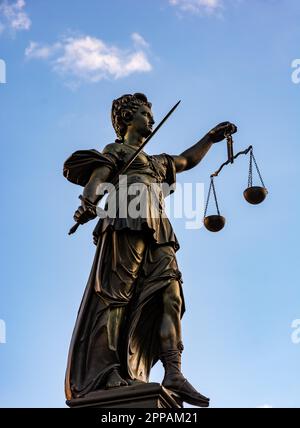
(73, 165), (111, 225)
(82, 165), (112, 204)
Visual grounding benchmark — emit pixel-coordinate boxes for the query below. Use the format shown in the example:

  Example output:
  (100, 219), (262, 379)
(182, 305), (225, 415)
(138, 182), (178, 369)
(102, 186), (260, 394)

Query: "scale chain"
(252, 151), (266, 188)
(248, 148), (266, 189)
(211, 178), (221, 216)
(248, 149), (253, 188)
(204, 179), (212, 218)
(204, 177), (221, 218)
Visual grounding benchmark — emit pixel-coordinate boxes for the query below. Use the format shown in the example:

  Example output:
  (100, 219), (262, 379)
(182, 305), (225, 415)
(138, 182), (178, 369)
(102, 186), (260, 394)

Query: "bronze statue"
(63, 93), (237, 407)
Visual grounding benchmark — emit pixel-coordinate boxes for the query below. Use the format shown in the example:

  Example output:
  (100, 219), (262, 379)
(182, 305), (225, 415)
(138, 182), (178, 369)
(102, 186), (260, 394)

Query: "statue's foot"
(162, 374), (210, 408)
(105, 369), (128, 388)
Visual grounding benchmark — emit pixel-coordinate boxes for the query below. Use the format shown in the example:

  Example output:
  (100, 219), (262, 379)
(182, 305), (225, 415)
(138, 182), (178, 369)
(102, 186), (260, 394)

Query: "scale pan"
(243, 186), (268, 205)
(203, 215), (226, 232)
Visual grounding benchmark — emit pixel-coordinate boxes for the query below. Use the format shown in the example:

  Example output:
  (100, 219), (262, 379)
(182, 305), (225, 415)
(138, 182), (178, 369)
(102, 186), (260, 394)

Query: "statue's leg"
(160, 281), (210, 407)
(103, 230), (147, 388)
(105, 306), (128, 388)
(160, 279), (183, 350)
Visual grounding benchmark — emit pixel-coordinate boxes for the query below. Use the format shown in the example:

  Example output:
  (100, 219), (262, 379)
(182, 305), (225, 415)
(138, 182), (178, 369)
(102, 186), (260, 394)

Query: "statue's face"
(129, 104), (155, 138)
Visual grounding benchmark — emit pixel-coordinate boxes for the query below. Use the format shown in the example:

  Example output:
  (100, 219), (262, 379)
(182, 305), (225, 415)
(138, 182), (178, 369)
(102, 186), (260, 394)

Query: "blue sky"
(0, 0), (300, 408)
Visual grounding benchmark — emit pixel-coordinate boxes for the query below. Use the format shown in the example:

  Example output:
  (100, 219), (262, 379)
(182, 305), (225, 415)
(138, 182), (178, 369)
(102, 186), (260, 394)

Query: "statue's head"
(111, 93), (152, 142)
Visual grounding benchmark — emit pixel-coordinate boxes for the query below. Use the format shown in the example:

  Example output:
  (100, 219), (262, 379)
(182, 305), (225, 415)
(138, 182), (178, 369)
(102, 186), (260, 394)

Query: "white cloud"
(131, 32), (149, 48)
(25, 41), (61, 59)
(0, 0), (31, 34)
(25, 34), (152, 84)
(169, 0), (223, 14)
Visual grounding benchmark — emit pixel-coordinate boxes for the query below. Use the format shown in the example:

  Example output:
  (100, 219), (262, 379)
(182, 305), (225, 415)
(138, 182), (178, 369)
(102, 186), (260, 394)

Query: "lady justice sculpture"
(63, 92), (237, 407)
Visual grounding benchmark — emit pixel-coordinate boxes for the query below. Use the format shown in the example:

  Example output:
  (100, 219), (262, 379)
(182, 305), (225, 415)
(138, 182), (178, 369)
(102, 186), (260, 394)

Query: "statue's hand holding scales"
(208, 121), (237, 143)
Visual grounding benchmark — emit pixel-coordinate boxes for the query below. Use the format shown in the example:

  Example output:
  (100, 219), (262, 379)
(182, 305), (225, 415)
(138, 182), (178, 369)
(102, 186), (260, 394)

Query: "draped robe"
(63, 142), (185, 400)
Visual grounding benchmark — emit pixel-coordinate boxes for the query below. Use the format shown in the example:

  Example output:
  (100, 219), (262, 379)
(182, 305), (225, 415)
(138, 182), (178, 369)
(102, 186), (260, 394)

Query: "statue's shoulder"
(102, 142), (130, 159)
(102, 142), (117, 153)
(63, 145), (119, 187)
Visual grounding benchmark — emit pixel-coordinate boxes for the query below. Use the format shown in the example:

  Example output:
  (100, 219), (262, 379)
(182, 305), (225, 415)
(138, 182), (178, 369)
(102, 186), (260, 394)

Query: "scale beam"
(210, 145), (253, 178)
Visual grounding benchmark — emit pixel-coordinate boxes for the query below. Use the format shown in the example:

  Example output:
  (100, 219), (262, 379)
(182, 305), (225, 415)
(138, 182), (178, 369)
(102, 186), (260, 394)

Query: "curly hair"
(111, 93), (152, 142)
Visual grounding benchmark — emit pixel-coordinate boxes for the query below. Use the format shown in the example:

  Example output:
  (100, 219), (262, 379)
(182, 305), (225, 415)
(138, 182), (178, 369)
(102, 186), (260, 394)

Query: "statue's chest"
(118, 147), (164, 180)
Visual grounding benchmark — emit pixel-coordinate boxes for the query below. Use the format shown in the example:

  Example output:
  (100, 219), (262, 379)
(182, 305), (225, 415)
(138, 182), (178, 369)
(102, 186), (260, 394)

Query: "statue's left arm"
(172, 121), (237, 173)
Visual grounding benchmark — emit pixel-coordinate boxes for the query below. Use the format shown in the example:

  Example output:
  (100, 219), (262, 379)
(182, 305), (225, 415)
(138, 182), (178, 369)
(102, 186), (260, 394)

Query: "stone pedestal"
(66, 382), (183, 408)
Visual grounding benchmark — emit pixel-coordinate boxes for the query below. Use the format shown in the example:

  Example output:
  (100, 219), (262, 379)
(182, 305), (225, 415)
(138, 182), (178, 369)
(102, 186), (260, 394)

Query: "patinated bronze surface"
(63, 93), (237, 407)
